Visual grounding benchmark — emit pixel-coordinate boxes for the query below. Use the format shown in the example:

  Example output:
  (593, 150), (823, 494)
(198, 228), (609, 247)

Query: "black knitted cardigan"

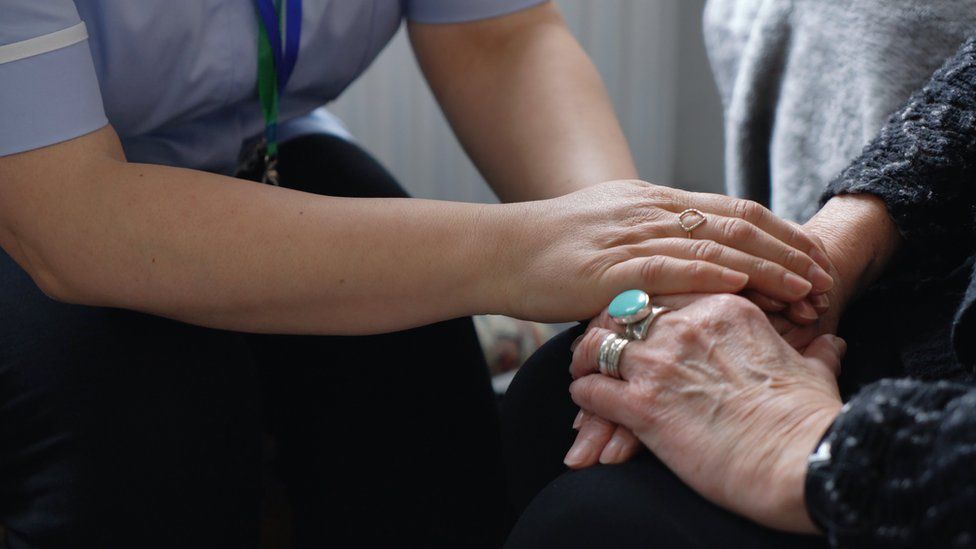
(805, 36), (976, 547)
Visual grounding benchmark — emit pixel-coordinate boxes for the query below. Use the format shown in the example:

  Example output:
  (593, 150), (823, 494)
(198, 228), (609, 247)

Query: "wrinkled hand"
(502, 180), (833, 323)
(765, 193), (901, 351)
(566, 294), (844, 533)
(760, 218), (861, 351)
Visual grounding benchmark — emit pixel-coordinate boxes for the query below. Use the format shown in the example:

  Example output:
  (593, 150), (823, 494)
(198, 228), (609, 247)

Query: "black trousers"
(501, 324), (828, 549)
(0, 135), (509, 548)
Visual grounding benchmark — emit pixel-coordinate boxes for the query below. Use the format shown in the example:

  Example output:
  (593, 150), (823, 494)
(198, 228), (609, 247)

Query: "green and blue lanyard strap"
(255, 0), (301, 185)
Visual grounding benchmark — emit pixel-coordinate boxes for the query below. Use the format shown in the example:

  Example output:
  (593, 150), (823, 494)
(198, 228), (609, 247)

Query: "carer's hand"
(566, 294), (844, 533)
(500, 180), (833, 324)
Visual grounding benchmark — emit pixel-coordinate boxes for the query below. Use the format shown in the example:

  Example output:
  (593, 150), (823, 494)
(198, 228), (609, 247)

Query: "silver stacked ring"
(598, 333), (629, 379)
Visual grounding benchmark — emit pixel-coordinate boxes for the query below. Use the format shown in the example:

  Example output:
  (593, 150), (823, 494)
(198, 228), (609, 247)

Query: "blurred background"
(331, 0), (725, 203)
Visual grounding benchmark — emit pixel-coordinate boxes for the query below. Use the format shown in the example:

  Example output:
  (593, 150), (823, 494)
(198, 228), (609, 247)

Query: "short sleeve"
(405, 0), (549, 24)
(0, 1), (107, 156)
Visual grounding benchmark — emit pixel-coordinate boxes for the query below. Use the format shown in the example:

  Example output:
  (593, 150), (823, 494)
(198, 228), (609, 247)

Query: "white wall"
(330, 0), (724, 203)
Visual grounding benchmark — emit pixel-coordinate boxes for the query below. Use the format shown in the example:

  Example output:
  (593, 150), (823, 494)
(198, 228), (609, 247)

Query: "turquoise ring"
(609, 289), (652, 325)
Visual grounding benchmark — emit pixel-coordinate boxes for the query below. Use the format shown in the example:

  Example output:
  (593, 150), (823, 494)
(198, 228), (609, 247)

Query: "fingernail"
(784, 272), (813, 296)
(765, 297), (788, 310)
(810, 293), (830, 311)
(599, 436), (625, 464)
(809, 246), (831, 269)
(794, 299), (818, 321)
(807, 264), (834, 293)
(564, 441), (588, 467)
(573, 410), (584, 430)
(721, 269), (749, 288)
(832, 335), (848, 356)
(570, 335), (584, 353)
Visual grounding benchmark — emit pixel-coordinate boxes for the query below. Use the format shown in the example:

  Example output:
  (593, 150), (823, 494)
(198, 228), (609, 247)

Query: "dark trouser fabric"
(0, 134), (509, 548)
(501, 324), (828, 549)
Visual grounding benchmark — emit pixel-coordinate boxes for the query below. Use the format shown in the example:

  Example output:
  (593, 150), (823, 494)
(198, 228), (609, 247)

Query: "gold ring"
(678, 208), (707, 238)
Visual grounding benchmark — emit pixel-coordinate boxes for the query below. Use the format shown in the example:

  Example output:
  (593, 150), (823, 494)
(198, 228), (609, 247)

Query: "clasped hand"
(565, 294), (845, 533)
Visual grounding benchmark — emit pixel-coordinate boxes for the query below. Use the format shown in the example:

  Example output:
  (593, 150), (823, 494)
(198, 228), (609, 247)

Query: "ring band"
(598, 333), (614, 374)
(678, 208), (707, 238)
(598, 333), (629, 379)
(625, 304), (673, 340)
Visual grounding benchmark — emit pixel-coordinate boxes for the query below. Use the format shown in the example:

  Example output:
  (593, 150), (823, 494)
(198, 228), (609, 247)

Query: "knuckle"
(732, 199), (767, 224)
(751, 256), (773, 278)
(785, 222), (806, 246)
(654, 359), (685, 382)
(639, 255), (668, 282)
(687, 260), (711, 283)
(724, 218), (755, 242)
(690, 239), (720, 262)
(640, 214), (672, 238)
(643, 184), (670, 201)
(639, 185), (673, 210)
(674, 318), (703, 344)
(626, 207), (659, 227)
(781, 246), (801, 269)
(709, 293), (759, 316)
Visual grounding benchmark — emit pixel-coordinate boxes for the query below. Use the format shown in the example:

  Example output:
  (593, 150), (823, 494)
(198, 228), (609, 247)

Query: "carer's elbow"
(0, 236), (83, 304)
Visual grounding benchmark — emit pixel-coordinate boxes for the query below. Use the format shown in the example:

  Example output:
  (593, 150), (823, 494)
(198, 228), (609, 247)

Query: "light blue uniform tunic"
(0, 0), (545, 173)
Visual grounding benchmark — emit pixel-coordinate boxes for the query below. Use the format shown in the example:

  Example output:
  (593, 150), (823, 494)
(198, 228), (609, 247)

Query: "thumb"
(569, 375), (636, 429)
(802, 334), (846, 378)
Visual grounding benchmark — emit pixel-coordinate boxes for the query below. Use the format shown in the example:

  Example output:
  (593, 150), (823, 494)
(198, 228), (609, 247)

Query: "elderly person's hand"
(758, 194), (901, 351)
(565, 294), (844, 533)
(507, 180), (833, 325)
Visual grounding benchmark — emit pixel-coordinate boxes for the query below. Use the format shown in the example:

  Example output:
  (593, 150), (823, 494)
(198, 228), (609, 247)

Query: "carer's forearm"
(410, 4), (637, 202)
(4, 151), (511, 335)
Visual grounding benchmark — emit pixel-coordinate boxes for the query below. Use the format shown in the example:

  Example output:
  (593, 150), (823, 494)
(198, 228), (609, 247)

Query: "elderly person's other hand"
(566, 294), (844, 533)
(760, 194), (900, 351)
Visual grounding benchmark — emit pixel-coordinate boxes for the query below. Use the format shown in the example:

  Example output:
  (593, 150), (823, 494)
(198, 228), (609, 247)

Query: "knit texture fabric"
(807, 380), (976, 548)
(809, 36), (976, 547)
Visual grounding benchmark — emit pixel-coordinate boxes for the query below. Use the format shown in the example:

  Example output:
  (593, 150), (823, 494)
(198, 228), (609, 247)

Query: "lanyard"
(255, 0), (302, 184)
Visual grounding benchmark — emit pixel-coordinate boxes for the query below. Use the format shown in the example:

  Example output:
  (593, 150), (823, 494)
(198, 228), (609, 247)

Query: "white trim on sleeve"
(0, 22), (89, 65)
